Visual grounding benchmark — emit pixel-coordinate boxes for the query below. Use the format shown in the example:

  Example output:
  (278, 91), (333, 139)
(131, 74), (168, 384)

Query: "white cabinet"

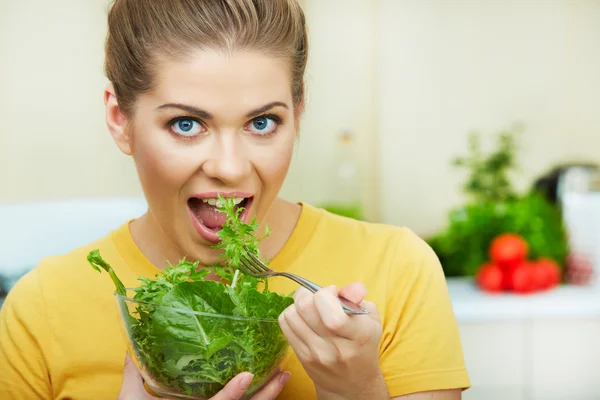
(529, 320), (600, 400)
(448, 278), (600, 400)
(459, 322), (527, 400)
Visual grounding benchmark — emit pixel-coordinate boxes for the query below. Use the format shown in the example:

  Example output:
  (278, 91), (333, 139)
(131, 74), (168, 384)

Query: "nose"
(202, 134), (251, 185)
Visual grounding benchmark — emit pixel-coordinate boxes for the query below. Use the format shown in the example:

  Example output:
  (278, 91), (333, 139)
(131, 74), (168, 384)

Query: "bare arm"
(392, 389), (462, 399)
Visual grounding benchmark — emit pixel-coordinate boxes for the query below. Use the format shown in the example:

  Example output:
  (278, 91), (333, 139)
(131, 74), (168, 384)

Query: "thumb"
(211, 372), (254, 400)
(338, 282), (367, 304)
(120, 353), (147, 394)
(360, 299), (381, 322)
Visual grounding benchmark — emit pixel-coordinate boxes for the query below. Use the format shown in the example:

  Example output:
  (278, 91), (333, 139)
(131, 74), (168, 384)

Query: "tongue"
(194, 202), (227, 230)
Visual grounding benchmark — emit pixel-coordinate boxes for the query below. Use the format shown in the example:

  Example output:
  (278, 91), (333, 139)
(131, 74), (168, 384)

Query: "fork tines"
(242, 248), (270, 270)
(239, 257), (262, 276)
(239, 251), (270, 277)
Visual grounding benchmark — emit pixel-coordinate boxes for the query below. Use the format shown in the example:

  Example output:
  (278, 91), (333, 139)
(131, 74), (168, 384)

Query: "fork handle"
(280, 272), (370, 315)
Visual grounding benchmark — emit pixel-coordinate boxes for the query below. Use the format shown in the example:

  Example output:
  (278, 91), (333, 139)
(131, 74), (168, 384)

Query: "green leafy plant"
(428, 125), (568, 277)
(87, 195), (293, 397)
(428, 193), (568, 276)
(452, 125), (521, 203)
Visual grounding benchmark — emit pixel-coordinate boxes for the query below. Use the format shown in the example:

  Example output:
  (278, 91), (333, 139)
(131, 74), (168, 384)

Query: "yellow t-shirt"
(0, 203), (470, 399)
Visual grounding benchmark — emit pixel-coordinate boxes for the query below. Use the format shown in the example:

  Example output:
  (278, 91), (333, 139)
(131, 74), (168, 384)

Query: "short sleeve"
(379, 229), (471, 397)
(0, 269), (52, 400)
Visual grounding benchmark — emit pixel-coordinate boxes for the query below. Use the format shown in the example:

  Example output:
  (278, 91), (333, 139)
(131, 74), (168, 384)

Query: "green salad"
(87, 195), (294, 397)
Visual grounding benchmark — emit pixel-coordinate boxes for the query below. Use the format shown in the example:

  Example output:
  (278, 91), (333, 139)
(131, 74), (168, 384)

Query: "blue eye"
(247, 116), (279, 137)
(171, 119), (203, 137)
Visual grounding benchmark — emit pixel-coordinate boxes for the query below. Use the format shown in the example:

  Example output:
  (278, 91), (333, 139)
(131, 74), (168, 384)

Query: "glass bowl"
(115, 291), (289, 399)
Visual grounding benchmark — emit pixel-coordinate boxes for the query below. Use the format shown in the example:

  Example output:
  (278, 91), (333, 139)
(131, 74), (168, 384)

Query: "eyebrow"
(155, 101), (289, 119)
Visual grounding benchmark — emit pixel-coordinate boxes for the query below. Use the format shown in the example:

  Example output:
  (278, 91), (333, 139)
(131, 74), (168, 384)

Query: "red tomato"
(489, 233), (529, 267)
(511, 262), (536, 294)
(502, 263), (519, 291)
(534, 257), (561, 289)
(476, 263), (504, 293)
(531, 261), (551, 291)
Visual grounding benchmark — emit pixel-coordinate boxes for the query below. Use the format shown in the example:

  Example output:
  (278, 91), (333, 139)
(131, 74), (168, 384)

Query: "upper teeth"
(201, 197), (245, 207)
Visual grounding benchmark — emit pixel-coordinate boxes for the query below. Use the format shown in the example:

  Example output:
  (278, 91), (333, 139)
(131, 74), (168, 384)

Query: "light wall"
(279, 0), (380, 221)
(2, 0), (599, 237)
(0, 0), (141, 202)
(377, 0), (600, 236)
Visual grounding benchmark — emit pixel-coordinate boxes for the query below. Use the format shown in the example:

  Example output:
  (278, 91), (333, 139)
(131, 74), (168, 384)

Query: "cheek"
(255, 136), (295, 190)
(130, 126), (195, 203)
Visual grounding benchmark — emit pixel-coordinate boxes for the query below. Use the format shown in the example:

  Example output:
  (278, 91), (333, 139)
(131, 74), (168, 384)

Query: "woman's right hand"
(118, 353), (291, 400)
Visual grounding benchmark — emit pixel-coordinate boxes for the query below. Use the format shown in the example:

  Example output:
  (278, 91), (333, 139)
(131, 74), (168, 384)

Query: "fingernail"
(279, 372), (291, 386)
(239, 373), (254, 390)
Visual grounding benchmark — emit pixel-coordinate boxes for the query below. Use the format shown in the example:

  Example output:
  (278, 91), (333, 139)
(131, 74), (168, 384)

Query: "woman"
(0, 0), (470, 399)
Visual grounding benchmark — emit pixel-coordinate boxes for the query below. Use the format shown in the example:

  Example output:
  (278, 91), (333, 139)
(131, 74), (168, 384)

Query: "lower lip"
(187, 198), (253, 244)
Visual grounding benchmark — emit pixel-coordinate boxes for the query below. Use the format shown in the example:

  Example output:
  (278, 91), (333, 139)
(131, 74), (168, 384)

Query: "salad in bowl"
(88, 196), (294, 399)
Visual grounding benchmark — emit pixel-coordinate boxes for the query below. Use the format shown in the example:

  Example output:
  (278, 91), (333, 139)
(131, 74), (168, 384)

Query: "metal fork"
(239, 247), (370, 315)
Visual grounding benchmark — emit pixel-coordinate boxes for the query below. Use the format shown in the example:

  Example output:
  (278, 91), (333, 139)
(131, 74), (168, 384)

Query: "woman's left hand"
(278, 283), (389, 400)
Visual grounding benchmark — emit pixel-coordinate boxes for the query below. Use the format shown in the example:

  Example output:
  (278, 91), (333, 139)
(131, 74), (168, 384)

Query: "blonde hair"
(104, 0), (308, 116)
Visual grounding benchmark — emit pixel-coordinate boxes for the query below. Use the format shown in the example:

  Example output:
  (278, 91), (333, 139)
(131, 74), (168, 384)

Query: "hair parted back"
(104, 0), (308, 116)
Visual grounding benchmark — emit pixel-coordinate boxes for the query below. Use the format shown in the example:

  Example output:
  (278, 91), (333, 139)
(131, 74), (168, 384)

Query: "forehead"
(150, 49), (293, 110)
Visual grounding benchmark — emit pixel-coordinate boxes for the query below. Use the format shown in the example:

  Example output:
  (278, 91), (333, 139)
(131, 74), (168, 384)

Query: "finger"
(293, 285), (312, 302)
(278, 310), (311, 358)
(211, 372), (254, 400)
(313, 286), (354, 339)
(248, 371), (291, 400)
(294, 287), (332, 338)
(283, 304), (332, 351)
(338, 282), (367, 304)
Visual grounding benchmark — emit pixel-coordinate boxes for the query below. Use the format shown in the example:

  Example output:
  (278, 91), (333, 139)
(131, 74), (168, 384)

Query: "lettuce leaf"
(88, 195), (293, 397)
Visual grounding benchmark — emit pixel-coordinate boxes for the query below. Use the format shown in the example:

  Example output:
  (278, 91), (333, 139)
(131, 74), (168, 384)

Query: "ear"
(104, 82), (133, 155)
(293, 97), (305, 133)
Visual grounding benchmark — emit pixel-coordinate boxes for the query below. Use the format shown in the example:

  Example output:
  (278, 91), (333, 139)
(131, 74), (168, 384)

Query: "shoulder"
(309, 204), (438, 269)
(3, 227), (121, 314)
(36, 232), (119, 286)
(303, 204), (443, 293)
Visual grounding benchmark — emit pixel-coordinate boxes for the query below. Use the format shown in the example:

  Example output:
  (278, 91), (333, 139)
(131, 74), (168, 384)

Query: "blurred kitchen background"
(1, 0), (600, 399)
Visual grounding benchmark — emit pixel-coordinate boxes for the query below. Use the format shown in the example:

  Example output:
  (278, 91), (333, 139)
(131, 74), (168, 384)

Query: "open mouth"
(187, 195), (252, 242)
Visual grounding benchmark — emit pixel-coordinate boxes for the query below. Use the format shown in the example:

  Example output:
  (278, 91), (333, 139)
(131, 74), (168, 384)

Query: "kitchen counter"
(446, 277), (600, 322)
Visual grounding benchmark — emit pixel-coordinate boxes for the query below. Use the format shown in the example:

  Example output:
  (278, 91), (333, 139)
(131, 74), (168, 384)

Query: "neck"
(257, 197), (302, 261)
(129, 212), (188, 269)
